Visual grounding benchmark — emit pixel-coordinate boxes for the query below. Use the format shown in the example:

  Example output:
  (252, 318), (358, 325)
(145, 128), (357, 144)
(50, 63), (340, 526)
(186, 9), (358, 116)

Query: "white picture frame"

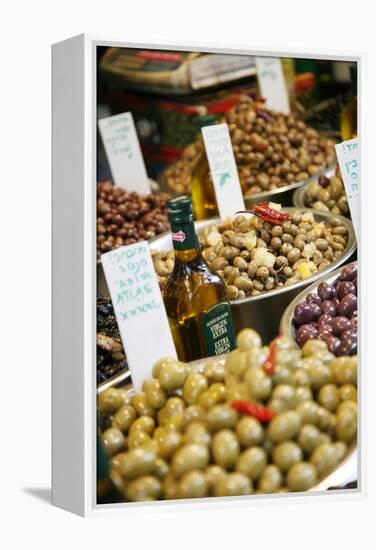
(52, 34), (365, 516)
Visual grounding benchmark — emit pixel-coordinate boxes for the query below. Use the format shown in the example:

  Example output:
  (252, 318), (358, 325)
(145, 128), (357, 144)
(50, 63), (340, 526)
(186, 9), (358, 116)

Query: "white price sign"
(98, 112), (150, 194)
(201, 123), (245, 220)
(101, 242), (177, 390)
(255, 57), (290, 115)
(335, 138), (360, 241)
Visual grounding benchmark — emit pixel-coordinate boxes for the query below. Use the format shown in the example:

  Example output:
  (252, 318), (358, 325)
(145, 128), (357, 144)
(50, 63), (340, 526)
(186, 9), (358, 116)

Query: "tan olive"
(331, 356), (357, 386)
(236, 447), (267, 481)
(154, 458), (169, 479)
(143, 379), (167, 409)
(236, 328), (262, 351)
(176, 470), (208, 499)
(235, 416), (264, 448)
(132, 393), (156, 418)
(152, 357), (179, 379)
(171, 443), (209, 478)
(272, 441), (303, 472)
(159, 360), (187, 391)
(128, 430), (152, 449)
(184, 422), (211, 446)
(317, 384), (340, 412)
(129, 416), (155, 436)
(98, 387), (128, 415)
(297, 424), (321, 456)
(102, 427), (125, 456)
(154, 428), (182, 460)
(258, 465), (283, 493)
(226, 383), (248, 402)
(339, 384), (357, 402)
(296, 401), (320, 425)
(118, 444), (157, 479)
(316, 406), (335, 432)
(214, 472), (253, 497)
(183, 373), (208, 405)
(287, 462), (318, 492)
(245, 367), (272, 401)
(310, 443), (338, 475)
(301, 339), (328, 357)
(211, 429), (240, 469)
(268, 411), (301, 443)
(333, 441), (347, 462)
(336, 407), (357, 443)
(126, 476), (162, 501)
(294, 386), (313, 405)
(337, 401), (357, 415)
(162, 473), (178, 500)
(207, 404), (238, 432)
(205, 465), (227, 493)
(112, 405), (137, 434)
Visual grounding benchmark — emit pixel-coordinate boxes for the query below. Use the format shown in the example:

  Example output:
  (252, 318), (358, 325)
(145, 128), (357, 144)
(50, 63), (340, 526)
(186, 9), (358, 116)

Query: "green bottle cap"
(167, 196), (194, 224)
(195, 114), (217, 129)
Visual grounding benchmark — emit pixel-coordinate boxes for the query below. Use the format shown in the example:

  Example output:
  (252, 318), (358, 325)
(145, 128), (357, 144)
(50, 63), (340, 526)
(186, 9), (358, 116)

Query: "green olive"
(333, 441), (347, 462)
(198, 390), (217, 410)
(158, 397), (185, 425)
(225, 349), (248, 377)
(296, 401), (320, 425)
(301, 339), (328, 357)
(339, 384), (357, 402)
(272, 365), (295, 386)
(181, 405), (206, 428)
(98, 387), (129, 415)
(184, 422), (211, 446)
(214, 472), (253, 497)
(162, 473), (178, 500)
(336, 407), (357, 443)
(317, 384), (340, 412)
(183, 373), (208, 405)
(246, 347), (269, 369)
(287, 462), (318, 492)
(112, 405), (137, 434)
(272, 441), (303, 472)
(204, 360), (226, 383)
(153, 357), (180, 379)
(102, 427), (125, 456)
(272, 384), (296, 407)
(209, 383), (227, 403)
(171, 443), (209, 477)
(235, 416), (264, 448)
(159, 360), (187, 391)
(297, 424), (321, 456)
(207, 404), (238, 432)
(226, 383), (247, 402)
(245, 367), (272, 401)
(143, 379), (167, 409)
(176, 470), (208, 499)
(236, 328), (262, 351)
(331, 356), (357, 386)
(310, 443), (338, 475)
(211, 429), (240, 469)
(236, 447), (267, 481)
(132, 393), (156, 418)
(268, 411), (301, 443)
(126, 475), (162, 501)
(258, 465), (283, 493)
(316, 407), (336, 432)
(267, 398), (289, 414)
(154, 458), (169, 479)
(129, 416), (155, 435)
(294, 386), (313, 405)
(304, 358), (331, 390)
(117, 444), (157, 479)
(155, 428), (182, 460)
(128, 430), (151, 449)
(205, 465), (227, 494)
(292, 369), (311, 387)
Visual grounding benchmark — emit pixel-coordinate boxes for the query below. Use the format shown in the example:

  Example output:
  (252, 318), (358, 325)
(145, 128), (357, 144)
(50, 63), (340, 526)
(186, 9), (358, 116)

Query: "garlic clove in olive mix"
(98, 328), (357, 502)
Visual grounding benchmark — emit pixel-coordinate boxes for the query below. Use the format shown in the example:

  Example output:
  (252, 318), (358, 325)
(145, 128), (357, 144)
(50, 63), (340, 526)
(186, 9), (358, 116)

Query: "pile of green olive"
(98, 330), (357, 502)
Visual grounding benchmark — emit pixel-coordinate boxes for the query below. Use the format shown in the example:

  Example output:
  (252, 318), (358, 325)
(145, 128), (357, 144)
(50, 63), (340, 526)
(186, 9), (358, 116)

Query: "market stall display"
(97, 328), (357, 502)
(280, 263), (357, 356)
(97, 297), (128, 385)
(293, 170), (349, 216)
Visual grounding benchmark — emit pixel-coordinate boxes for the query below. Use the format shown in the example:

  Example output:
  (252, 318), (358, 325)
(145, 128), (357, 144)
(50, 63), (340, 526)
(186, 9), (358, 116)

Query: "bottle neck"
(170, 219), (200, 262)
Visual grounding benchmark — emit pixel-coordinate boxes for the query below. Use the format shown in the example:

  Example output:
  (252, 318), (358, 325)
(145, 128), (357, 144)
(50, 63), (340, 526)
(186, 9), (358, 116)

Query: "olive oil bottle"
(163, 196), (235, 362)
(191, 115), (219, 220)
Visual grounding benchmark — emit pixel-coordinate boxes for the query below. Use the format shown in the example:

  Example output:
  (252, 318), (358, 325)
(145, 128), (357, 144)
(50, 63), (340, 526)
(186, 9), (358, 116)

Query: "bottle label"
(201, 303), (235, 356)
(170, 222), (198, 251)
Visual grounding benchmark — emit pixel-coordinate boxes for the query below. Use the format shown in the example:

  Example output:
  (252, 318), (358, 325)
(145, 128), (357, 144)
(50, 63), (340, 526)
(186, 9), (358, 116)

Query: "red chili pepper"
(263, 335), (280, 375)
(236, 202), (292, 226)
(231, 400), (275, 422)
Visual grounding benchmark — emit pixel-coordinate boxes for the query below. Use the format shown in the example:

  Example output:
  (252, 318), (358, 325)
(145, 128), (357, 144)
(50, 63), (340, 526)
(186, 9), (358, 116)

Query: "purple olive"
(317, 314), (334, 332)
(319, 329), (334, 342)
(317, 282), (336, 302)
(331, 316), (352, 337)
(336, 281), (356, 300)
(341, 328), (357, 342)
(306, 293), (322, 306)
(332, 297), (340, 309)
(295, 324), (319, 347)
(321, 300), (336, 317)
(336, 338), (357, 356)
(318, 175), (330, 188)
(340, 264), (357, 282)
(338, 293), (357, 318)
(294, 302), (315, 325)
(310, 303), (322, 321)
(326, 336), (341, 354)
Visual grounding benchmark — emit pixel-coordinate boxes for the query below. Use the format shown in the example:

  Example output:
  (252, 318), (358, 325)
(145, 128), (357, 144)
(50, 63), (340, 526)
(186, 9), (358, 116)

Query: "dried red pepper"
(263, 336), (280, 375)
(236, 202), (292, 226)
(231, 400), (275, 422)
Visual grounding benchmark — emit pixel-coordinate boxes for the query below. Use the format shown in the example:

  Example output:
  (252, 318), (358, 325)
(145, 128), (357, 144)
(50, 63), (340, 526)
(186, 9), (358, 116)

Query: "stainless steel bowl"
(97, 356), (357, 492)
(98, 209), (356, 342)
(292, 165), (338, 210)
(279, 261), (357, 345)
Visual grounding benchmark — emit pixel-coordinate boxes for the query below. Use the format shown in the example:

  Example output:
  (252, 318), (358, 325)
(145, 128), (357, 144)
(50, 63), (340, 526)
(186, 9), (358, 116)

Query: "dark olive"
(336, 281), (356, 300)
(321, 300), (336, 317)
(325, 336), (341, 354)
(306, 293), (321, 306)
(317, 282), (336, 301)
(331, 316), (352, 337)
(294, 303), (315, 325)
(295, 325), (318, 347)
(337, 294), (357, 318)
(339, 264), (357, 282)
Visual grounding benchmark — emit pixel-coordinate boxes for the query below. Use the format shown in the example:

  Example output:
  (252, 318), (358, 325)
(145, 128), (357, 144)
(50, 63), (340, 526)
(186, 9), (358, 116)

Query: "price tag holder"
(98, 112), (150, 194)
(255, 57), (290, 115)
(101, 242), (177, 390)
(201, 123), (245, 219)
(335, 138), (360, 241)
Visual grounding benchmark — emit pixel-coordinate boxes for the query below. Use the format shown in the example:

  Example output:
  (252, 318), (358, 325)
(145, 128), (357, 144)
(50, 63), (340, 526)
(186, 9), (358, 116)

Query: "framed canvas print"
(52, 35), (364, 516)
